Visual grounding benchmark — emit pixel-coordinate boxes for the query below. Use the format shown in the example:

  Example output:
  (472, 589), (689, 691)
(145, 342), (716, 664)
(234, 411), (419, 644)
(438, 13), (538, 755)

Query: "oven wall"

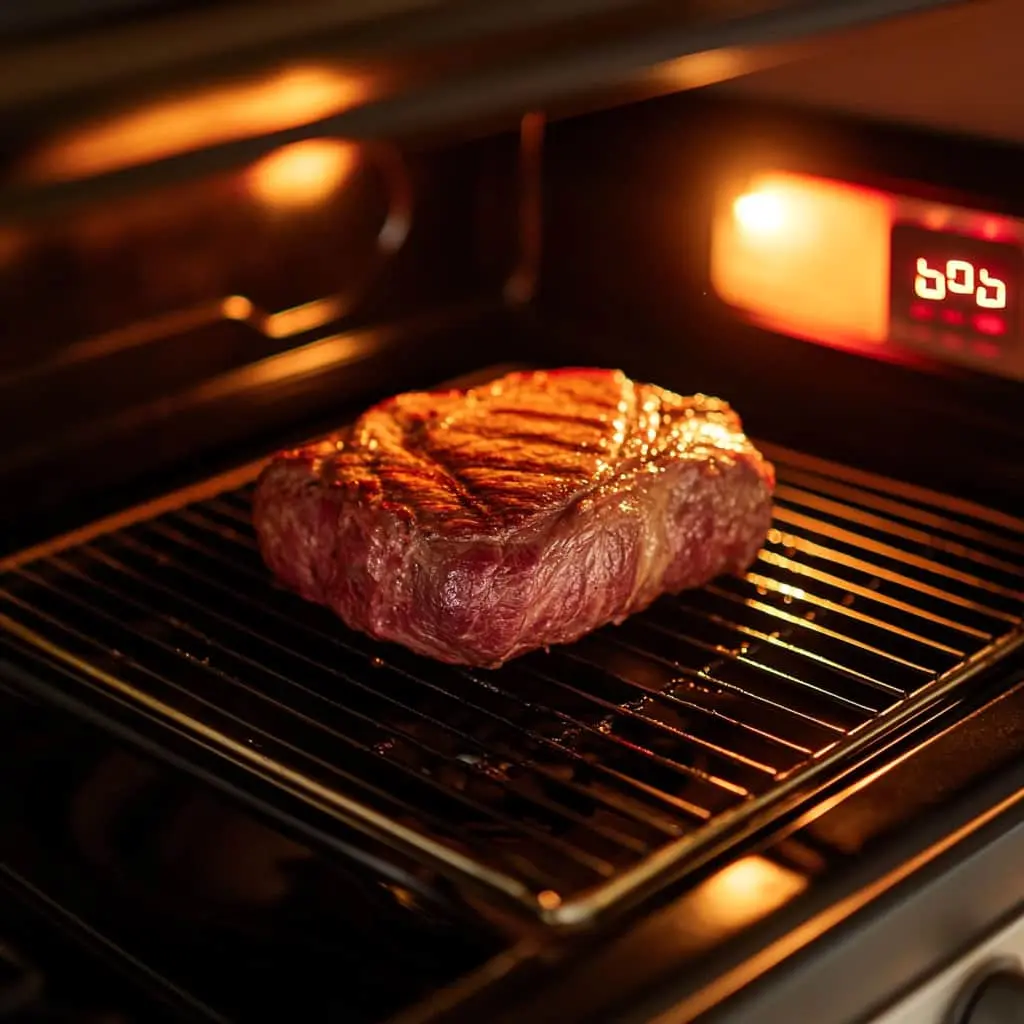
(0, 129), (524, 555)
(535, 90), (1024, 513)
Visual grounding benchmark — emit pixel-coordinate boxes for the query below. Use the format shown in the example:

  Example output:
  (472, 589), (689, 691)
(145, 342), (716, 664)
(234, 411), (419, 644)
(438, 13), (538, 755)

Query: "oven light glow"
(712, 171), (892, 346)
(248, 139), (356, 208)
(685, 856), (807, 932)
(733, 189), (787, 237)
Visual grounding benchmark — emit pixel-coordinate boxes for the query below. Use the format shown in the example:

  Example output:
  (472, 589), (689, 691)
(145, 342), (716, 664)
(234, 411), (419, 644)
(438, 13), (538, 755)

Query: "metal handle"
(954, 965), (1024, 1024)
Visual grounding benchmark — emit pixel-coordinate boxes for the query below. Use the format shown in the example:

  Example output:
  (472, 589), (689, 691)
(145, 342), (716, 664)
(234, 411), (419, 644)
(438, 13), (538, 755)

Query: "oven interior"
(3, 7), (1024, 1021)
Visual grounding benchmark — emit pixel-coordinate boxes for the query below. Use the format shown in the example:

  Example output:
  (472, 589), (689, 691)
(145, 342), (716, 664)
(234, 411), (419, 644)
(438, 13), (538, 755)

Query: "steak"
(252, 368), (775, 667)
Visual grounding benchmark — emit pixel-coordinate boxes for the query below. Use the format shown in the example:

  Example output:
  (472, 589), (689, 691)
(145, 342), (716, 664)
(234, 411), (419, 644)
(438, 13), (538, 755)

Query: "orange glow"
(247, 139), (356, 209)
(711, 171), (893, 346)
(537, 889), (562, 911)
(655, 49), (751, 91)
(28, 67), (362, 181)
(221, 295), (254, 321)
(241, 331), (372, 389)
(264, 297), (344, 338)
(687, 855), (807, 933)
(733, 190), (787, 237)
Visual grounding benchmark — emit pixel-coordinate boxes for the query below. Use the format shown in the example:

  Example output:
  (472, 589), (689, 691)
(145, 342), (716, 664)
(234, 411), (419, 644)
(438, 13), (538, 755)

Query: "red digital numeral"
(915, 257), (946, 299)
(914, 257), (1007, 310)
(977, 267), (1007, 309)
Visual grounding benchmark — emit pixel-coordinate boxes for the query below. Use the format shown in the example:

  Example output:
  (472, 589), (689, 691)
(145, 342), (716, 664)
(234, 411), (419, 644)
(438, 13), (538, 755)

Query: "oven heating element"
(0, 440), (1021, 929)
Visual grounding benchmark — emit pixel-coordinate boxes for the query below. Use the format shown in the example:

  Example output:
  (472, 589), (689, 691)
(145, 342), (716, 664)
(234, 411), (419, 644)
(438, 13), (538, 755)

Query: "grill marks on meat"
(349, 372), (641, 534)
(252, 368), (775, 667)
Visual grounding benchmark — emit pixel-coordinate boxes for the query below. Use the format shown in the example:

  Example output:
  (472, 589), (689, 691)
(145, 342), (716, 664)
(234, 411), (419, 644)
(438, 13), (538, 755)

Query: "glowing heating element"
(711, 171), (1024, 379)
(712, 172), (892, 347)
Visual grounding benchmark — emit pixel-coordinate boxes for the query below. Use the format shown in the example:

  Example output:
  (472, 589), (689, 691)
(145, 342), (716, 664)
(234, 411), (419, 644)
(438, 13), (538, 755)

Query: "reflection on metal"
(653, 47), (765, 91)
(0, 302), (233, 387)
(0, 289), (363, 389)
(237, 330), (374, 389)
(0, 303), (486, 480)
(537, 890), (562, 911)
(504, 112), (544, 306)
(0, 140), (411, 388)
(652, 784), (1024, 1024)
(221, 296), (255, 322)
(247, 139), (358, 209)
(25, 67), (364, 182)
(263, 297), (345, 339)
(686, 855), (807, 934)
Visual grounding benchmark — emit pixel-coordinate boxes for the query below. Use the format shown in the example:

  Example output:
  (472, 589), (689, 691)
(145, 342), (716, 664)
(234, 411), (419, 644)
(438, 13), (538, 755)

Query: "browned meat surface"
(252, 368), (775, 667)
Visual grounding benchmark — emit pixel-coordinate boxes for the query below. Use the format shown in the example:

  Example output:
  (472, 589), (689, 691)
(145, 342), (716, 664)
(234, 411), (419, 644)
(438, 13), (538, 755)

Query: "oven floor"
(0, 434), (1021, 928)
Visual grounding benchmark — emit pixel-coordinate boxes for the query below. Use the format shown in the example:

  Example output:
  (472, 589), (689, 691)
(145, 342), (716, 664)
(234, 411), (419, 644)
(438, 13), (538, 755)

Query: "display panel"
(889, 223), (1023, 356)
(711, 169), (1024, 381)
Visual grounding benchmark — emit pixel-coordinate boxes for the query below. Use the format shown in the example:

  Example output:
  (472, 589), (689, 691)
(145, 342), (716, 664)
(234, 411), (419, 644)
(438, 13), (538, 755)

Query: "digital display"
(713, 169), (1024, 381)
(889, 223), (1023, 355)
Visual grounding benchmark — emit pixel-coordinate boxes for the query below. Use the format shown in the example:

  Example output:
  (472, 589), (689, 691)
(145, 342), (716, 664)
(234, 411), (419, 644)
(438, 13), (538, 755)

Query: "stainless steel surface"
(869, 930), (1024, 1024)
(954, 968), (1024, 1024)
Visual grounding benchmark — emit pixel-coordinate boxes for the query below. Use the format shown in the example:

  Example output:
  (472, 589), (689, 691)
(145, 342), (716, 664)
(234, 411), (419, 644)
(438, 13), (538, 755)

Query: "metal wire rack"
(0, 442), (1021, 926)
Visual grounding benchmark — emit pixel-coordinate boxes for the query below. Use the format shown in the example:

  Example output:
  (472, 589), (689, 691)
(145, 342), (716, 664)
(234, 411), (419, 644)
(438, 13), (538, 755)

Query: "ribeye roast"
(252, 368), (775, 667)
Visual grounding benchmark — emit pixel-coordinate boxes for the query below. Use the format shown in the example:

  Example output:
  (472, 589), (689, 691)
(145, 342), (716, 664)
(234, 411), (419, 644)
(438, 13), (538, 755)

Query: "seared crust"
(262, 368), (769, 540)
(253, 368), (775, 667)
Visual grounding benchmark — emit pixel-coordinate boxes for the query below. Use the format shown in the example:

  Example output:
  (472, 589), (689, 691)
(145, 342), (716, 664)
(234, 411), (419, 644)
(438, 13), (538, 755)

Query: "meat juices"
(252, 368), (775, 667)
